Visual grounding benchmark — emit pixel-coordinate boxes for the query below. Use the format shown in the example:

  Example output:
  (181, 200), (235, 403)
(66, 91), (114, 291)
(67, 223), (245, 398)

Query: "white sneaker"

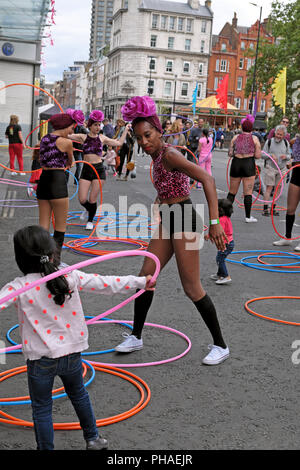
(85, 222), (93, 230)
(202, 344), (230, 365)
(10, 171), (17, 176)
(114, 333), (143, 353)
(245, 216), (257, 223)
(215, 276), (232, 285)
(80, 210), (88, 221)
(294, 243), (300, 252)
(210, 274), (220, 280)
(20, 172), (26, 176)
(273, 238), (292, 246)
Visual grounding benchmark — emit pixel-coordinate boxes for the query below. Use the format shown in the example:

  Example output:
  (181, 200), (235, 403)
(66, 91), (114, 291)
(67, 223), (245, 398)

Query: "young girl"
(0, 225), (154, 451)
(207, 199), (234, 285)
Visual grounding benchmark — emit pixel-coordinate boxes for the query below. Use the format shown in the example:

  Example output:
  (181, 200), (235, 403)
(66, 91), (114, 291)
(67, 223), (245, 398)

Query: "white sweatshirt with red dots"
(0, 269), (147, 361)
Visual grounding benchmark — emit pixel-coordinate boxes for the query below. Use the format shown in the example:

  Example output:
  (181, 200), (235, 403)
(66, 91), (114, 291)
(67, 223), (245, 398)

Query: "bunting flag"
(272, 67), (287, 114)
(216, 74), (229, 111)
(253, 92), (258, 118)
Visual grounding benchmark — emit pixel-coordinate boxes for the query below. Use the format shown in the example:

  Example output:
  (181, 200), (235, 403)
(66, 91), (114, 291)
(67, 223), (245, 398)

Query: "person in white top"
(0, 225), (155, 451)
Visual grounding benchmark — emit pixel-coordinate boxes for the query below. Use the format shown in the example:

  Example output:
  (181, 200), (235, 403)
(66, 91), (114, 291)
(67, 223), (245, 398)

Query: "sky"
(42, 0), (278, 83)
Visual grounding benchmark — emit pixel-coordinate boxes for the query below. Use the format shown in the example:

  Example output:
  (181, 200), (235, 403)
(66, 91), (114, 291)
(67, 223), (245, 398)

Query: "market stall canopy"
(194, 96), (238, 110)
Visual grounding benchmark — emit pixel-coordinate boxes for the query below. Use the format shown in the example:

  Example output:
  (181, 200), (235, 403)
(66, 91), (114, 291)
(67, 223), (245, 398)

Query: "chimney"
(188, 0), (200, 10)
(205, 0), (212, 9)
(232, 12), (238, 28)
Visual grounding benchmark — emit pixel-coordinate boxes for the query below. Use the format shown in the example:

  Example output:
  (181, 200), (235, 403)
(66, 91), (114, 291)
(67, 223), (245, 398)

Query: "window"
(183, 61), (190, 73)
(214, 77), (218, 90)
(220, 59), (227, 72)
(200, 40), (205, 53)
(152, 14), (159, 29)
(197, 82), (202, 98)
(234, 97), (241, 109)
(165, 60), (173, 72)
(221, 43), (226, 51)
(164, 81), (172, 96)
(148, 79), (154, 95)
(215, 59), (219, 72)
(150, 35), (157, 47)
(178, 18), (184, 31)
(239, 58), (244, 69)
(181, 82), (189, 97)
(169, 16), (176, 30)
(186, 18), (193, 32)
(241, 41), (245, 50)
(168, 37), (175, 49)
(161, 15), (167, 29)
(185, 39), (191, 51)
(243, 98), (248, 110)
(247, 58), (252, 70)
(198, 62), (204, 75)
(149, 57), (156, 71)
(250, 42), (254, 49)
(260, 99), (266, 112)
(201, 20), (207, 33)
(237, 76), (243, 90)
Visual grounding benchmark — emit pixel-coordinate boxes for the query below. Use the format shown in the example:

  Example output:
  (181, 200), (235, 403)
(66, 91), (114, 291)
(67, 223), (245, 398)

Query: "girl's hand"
(208, 224), (228, 251)
(145, 275), (156, 291)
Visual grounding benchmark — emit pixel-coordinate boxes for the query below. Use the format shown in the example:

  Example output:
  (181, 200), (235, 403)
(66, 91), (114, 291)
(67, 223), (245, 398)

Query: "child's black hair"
(202, 128), (209, 144)
(13, 225), (72, 306)
(218, 198), (233, 217)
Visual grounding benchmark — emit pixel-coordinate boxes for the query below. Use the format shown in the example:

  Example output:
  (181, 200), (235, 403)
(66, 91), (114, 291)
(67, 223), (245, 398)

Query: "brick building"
(207, 12), (274, 116)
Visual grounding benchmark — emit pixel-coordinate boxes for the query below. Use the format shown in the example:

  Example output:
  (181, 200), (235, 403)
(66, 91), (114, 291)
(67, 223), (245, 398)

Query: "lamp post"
(173, 74), (178, 114)
(249, 3), (262, 113)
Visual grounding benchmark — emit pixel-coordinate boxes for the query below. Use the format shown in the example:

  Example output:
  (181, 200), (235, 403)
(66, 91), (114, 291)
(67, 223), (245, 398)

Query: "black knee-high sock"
(244, 195), (252, 218)
(53, 230), (65, 264)
(81, 201), (97, 222)
(193, 294), (226, 349)
(286, 214), (295, 239)
(132, 290), (154, 339)
(227, 192), (236, 203)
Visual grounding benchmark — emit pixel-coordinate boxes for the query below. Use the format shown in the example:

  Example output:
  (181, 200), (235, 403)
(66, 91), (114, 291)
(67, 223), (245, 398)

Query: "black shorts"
(290, 162), (300, 188)
(230, 156), (256, 178)
(36, 170), (68, 200)
(80, 162), (106, 181)
(159, 198), (203, 238)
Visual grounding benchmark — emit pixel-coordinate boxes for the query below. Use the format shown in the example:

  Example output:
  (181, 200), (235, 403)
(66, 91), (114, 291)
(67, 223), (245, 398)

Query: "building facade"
(207, 12), (274, 115)
(89, 0), (114, 60)
(106, 0), (213, 120)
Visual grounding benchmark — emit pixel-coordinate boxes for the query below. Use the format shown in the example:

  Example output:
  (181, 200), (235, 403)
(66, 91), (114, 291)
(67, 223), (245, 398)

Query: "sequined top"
(292, 137), (300, 162)
(39, 134), (68, 168)
(152, 145), (190, 201)
(82, 135), (102, 156)
(234, 133), (255, 155)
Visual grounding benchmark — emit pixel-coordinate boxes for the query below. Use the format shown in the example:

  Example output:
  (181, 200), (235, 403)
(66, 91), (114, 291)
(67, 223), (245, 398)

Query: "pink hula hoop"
(0, 250), (160, 354)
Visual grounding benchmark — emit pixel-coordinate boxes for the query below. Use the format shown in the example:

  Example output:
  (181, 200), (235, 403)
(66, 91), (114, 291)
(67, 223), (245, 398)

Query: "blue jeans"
(27, 353), (98, 450)
(216, 240), (235, 277)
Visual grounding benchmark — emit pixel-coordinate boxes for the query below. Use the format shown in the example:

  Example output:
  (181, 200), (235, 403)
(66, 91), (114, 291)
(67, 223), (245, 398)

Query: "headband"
(121, 96), (163, 134)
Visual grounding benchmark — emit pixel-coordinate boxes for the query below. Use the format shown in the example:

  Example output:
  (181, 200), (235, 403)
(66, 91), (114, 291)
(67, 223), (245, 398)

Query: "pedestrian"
(37, 112), (78, 264)
(162, 119), (172, 137)
(115, 95), (229, 366)
(273, 115), (300, 251)
(5, 114), (26, 175)
(103, 145), (117, 175)
(0, 225), (155, 450)
(262, 124), (291, 216)
(227, 114), (261, 223)
(115, 124), (134, 181)
(187, 118), (204, 160)
(268, 116), (291, 142)
(206, 199), (234, 285)
(102, 118), (115, 139)
(165, 120), (186, 154)
(68, 110), (130, 229)
(215, 128), (224, 149)
(198, 128), (213, 175)
(27, 142), (42, 197)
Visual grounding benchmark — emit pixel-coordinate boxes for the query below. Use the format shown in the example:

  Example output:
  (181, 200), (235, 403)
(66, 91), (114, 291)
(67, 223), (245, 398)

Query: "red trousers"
(9, 143), (24, 171)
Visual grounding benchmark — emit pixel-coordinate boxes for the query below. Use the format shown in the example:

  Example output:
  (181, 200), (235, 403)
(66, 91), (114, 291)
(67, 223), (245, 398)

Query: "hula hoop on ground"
(245, 296), (300, 326)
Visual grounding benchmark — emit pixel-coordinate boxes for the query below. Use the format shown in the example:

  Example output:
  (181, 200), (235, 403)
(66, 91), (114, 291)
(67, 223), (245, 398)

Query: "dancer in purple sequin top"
(114, 96), (230, 367)
(68, 110), (131, 230)
(39, 134), (69, 168)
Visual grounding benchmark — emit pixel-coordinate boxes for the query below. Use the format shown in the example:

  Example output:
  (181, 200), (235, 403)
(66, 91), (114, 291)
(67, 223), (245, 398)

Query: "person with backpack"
(262, 125), (291, 216)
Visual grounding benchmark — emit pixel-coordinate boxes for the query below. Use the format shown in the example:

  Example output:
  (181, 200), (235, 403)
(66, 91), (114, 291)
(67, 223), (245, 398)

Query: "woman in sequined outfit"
(68, 110), (130, 230)
(114, 96), (230, 366)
